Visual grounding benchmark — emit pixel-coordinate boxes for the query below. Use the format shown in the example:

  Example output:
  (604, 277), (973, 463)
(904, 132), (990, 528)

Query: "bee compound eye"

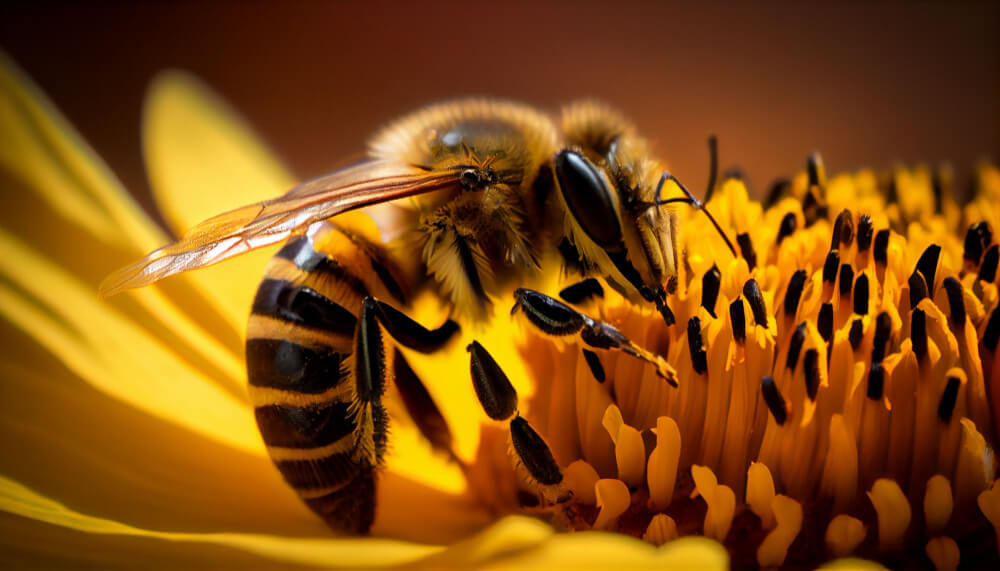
(459, 169), (480, 190)
(554, 150), (623, 252)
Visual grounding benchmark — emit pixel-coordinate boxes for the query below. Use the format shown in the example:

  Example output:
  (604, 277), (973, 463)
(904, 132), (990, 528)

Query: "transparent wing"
(100, 159), (458, 297)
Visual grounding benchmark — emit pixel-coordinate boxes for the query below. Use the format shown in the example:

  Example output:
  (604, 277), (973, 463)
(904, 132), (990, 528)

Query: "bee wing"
(99, 160), (458, 297)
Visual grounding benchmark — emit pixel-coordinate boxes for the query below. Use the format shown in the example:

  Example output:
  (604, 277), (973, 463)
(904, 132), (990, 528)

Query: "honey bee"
(101, 99), (733, 533)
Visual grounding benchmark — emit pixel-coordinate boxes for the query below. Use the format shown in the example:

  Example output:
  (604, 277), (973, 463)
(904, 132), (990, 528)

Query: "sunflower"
(1, 50), (996, 569)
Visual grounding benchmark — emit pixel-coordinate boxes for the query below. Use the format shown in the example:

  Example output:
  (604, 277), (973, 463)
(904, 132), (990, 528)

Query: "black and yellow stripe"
(246, 226), (401, 534)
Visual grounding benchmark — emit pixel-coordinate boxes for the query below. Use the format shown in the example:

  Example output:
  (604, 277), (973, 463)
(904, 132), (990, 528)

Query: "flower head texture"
(1, 51), (998, 570)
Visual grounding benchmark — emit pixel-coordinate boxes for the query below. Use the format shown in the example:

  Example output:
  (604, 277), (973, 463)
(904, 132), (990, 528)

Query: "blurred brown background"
(1, 1), (998, 222)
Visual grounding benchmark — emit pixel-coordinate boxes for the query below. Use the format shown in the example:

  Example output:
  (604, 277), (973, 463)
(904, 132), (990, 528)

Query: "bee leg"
(361, 296), (461, 459)
(465, 340), (570, 505)
(512, 288), (677, 386)
(392, 348), (458, 461)
(366, 296), (459, 353)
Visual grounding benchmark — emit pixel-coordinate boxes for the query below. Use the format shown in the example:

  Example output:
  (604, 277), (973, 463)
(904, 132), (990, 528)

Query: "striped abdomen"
(246, 224), (402, 533)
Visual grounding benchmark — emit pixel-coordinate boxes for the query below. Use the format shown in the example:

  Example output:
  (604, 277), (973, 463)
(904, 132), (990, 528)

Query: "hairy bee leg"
(362, 297), (462, 459)
(512, 288), (677, 386)
(367, 297), (459, 353)
(392, 349), (456, 458)
(468, 341), (519, 421)
(465, 341), (569, 505)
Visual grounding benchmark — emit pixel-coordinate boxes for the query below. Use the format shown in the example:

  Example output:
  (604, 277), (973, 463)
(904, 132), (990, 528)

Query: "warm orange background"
(2, 1), (997, 224)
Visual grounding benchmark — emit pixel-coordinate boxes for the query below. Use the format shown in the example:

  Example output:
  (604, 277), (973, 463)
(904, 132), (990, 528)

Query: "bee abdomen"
(247, 235), (384, 534)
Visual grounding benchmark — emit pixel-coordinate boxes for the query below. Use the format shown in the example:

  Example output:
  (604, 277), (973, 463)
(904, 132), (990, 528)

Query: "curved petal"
(0, 51), (162, 252)
(0, 475), (441, 568)
(0, 52), (248, 397)
(0, 228), (260, 454)
(142, 70), (293, 328)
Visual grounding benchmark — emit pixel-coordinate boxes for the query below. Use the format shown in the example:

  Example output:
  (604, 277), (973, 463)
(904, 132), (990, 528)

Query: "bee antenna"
(705, 135), (718, 203)
(653, 171), (737, 258)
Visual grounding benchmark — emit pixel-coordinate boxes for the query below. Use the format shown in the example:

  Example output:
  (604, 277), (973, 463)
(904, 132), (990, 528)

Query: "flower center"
(467, 173), (1000, 569)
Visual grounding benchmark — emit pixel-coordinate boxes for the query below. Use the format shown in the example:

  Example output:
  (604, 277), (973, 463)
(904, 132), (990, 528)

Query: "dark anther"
(743, 279), (768, 327)
(984, 308), (1000, 352)
(853, 273), (869, 315)
(356, 297), (386, 404)
(702, 265), (722, 318)
(818, 303), (834, 343)
(831, 209), (854, 250)
(965, 224), (985, 265)
(911, 308), (928, 361)
(761, 376), (787, 426)
(874, 229), (890, 265)
(468, 341), (518, 421)
(559, 278), (605, 305)
(687, 316), (708, 375)
(938, 376), (960, 423)
(512, 289), (585, 336)
(857, 215), (873, 252)
(867, 362), (885, 401)
(802, 187), (828, 228)
(784, 270), (807, 319)
(807, 151), (824, 188)
(908, 271), (929, 308)
(839, 264), (854, 298)
(666, 275), (678, 295)
(823, 250), (840, 285)
(730, 299), (746, 344)
(658, 302), (676, 327)
(764, 178), (790, 208)
(975, 222), (993, 250)
(459, 169), (481, 190)
(737, 232), (757, 271)
(704, 135), (719, 203)
(777, 212), (797, 245)
(582, 349), (606, 383)
(980, 245), (999, 283)
(916, 244), (942, 295)
(786, 322), (807, 370)
(942, 277), (966, 327)
(510, 416), (563, 485)
(804, 349), (820, 401)
(849, 318), (865, 351)
(872, 312), (892, 364)
(931, 171), (944, 213)
(372, 298), (459, 353)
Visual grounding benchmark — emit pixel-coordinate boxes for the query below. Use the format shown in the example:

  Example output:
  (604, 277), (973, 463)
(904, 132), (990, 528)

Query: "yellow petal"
(819, 558), (888, 570)
(0, 51), (247, 399)
(480, 532), (728, 571)
(0, 349), (319, 535)
(0, 229), (260, 455)
(0, 474), (440, 568)
(0, 52), (162, 251)
(143, 70), (293, 328)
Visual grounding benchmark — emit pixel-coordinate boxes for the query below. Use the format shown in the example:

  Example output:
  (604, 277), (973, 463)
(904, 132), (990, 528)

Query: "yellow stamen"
(925, 536), (960, 571)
